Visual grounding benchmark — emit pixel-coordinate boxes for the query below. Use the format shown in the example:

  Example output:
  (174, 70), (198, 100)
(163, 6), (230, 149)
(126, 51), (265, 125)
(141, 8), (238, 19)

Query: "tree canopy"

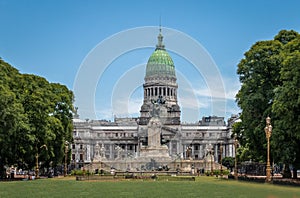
(235, 30), (300, 177)
(0, 58), (74, 178)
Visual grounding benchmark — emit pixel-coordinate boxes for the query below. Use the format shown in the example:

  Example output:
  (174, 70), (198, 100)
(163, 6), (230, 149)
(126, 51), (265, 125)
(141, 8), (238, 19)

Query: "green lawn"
(0, 176), (299, 198)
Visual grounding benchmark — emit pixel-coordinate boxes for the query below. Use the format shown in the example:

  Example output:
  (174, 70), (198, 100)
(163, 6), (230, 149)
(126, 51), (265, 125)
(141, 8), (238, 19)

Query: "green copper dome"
(146, 49), (175, 77)
(145, 32), (176, 78)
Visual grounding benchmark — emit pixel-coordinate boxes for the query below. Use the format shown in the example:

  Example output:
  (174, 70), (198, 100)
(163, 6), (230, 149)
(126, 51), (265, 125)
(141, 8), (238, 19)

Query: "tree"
(236, 30), (300, 178)
(18, 74), (74, 170)
(0, 59), (32, 177)
(47, 83), (74, 168)
(0, 59), (74, 177)
(272, 35), (300, 178)
(236, 38), (283, 162)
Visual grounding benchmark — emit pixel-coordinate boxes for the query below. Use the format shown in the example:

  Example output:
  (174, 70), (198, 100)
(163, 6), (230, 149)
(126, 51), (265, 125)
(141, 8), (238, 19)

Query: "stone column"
(134, 144), (137, 157)
(75, 145), (78, 161)
(191, 144), (195, 158)
(214, 144), (218, 162)
(183, 144), (186, 159)
(221, 144), (224, 158)
(137, 140), (140, 157)
(200, 144), (203, 159)
(229, 144), (233, 157)
(177, 140), (182, 158)
(169, 141), (172, 155)
(86, 144), (91, 162)
(110, 144), (113, 159)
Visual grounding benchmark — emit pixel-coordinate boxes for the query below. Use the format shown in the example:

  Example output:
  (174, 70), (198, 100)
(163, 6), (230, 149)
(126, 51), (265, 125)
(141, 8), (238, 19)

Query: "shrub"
(71, 169), (92, 176)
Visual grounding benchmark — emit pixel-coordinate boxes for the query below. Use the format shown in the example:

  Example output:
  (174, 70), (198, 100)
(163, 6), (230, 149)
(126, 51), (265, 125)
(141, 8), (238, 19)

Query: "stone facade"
(71, 30), (238, 170)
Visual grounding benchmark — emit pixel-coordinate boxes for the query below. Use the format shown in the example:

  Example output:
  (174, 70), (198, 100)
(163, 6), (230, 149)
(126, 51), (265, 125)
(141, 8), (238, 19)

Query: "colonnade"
(81, 142), (235, 162)
(144, 86), (177, 98)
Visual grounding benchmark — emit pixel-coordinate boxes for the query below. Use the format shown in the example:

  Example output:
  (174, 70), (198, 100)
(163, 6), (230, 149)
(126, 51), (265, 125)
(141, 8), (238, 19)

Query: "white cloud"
(182, 76), (240, 101)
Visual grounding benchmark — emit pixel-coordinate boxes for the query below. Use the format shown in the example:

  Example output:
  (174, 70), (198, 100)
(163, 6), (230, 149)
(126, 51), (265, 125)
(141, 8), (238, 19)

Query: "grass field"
(0, 176), (300, 198)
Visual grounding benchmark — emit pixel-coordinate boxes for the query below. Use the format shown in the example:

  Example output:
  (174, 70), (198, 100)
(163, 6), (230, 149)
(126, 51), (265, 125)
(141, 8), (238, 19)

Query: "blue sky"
(1, 0), (300, 123)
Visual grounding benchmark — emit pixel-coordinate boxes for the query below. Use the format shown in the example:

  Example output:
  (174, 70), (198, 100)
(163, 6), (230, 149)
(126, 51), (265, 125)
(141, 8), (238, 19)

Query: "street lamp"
(35, 144), (47, 178)
(35, 153), (39, 178)
(220, 142), (223, 176)
(64, 141), (69, 177)
(234, 136), (238, 180)
(206, 144), (214, 176)
(211, 150), (214, 175)
(264, 116), (272, 182)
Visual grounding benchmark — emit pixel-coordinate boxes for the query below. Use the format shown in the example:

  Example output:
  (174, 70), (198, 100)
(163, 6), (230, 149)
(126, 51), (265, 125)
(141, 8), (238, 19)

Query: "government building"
(72, 29), (238, 170)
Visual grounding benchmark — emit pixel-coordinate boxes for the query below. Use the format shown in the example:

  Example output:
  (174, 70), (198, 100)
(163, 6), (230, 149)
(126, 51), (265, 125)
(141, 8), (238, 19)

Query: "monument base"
(86, 159), (225, 173)
(139, 145), (172, 161)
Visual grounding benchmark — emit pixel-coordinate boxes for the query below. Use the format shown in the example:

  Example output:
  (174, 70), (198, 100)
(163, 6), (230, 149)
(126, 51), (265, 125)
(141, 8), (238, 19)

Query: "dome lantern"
(145, 29), (176, 78)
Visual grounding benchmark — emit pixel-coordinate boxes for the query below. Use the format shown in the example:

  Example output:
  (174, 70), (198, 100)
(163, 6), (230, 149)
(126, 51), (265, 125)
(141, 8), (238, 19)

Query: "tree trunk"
(0, 163), (5, 179)
(292, 168), (298, 179)
(282, 164), (292, 178)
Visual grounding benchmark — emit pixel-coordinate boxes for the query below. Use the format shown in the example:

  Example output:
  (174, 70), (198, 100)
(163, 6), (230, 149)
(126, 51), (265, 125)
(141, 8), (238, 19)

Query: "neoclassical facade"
(72, 30), (237, 169)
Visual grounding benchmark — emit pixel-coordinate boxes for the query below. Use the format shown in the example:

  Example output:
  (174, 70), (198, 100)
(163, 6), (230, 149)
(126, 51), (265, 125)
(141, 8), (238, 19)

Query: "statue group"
(93, 143), (106, 162)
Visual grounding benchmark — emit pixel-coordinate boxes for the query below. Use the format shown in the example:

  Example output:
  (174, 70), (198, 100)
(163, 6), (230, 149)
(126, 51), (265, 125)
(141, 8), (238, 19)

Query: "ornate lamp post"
(35, 144), (47, 178)
(234, 136), (238, 180)
(264, 116), (272, 182)
(35, 152), (39, 178)
(64, 141), (69, 177)
(211, 150), (214, 175)
(220, 142), (223, 176)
